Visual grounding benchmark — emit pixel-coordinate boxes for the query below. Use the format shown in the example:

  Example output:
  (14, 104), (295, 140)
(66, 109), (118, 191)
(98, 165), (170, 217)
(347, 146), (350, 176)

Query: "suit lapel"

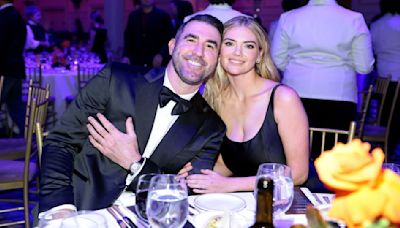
(134, 68), (165, 154)
(150, 93), (206, 169)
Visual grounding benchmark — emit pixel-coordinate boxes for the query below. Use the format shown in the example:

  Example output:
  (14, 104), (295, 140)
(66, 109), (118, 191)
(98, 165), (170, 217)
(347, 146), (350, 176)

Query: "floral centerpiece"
(314, 139), (400, 228)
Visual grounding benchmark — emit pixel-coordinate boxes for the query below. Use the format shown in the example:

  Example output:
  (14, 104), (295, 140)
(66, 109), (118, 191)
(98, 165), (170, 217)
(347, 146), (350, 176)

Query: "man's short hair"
(174, 14), (224, 41)
(208, 0), (235, 6)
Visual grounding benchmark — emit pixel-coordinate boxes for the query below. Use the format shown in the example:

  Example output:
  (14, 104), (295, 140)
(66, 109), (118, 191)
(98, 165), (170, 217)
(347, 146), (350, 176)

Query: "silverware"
(107, 207), (127, 228)
(113, 206), (138, 228)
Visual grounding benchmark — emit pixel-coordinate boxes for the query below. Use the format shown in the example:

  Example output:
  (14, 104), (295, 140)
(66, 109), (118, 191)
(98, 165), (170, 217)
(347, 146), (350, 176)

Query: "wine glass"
(135, 173), (158, 224)
(146, 174), (188, 228)
(255, 163), (294, 216)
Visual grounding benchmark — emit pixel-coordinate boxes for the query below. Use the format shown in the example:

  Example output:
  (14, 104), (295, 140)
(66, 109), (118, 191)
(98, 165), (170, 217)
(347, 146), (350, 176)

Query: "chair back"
(384, 81), (400, 156)
(77, 64), (102, 91)
(374, 76), (391, 125)
(23, 64), (42, 98)
(309, 121), (356, 154)
(0, 97), (48, 228)
(357, 84), (373, 138)
(24, 80), (49, 139)
(0, 75), (3, 97)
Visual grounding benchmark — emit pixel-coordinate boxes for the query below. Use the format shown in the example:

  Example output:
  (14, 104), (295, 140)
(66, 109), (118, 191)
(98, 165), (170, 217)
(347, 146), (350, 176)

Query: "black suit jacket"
(0, 5), (26, 78)
(39, 63), (226, 212)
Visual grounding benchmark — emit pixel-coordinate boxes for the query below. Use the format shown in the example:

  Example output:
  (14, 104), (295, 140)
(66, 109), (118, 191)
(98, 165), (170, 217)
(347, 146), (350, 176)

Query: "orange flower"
(315, 140), (384, 192)
(314, 139), (400, 227)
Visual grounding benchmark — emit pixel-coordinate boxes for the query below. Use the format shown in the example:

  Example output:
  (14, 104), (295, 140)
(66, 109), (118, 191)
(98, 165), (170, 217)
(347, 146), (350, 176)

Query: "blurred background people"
(24, 4), (50, 54)
(88, 11), (108, 63)
(370, 0), (400, 157)
(0, 0), (27, 137)
(268, 0), (308, 41)
(122, 0), (173, 68)
(271, 0), (374, 159)
(184, 0), (249, 24)
(169, 0), (193, 35)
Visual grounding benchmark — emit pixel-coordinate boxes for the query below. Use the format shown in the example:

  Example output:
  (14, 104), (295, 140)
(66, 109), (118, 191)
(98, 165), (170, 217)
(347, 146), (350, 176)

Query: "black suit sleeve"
(188, 119), (226, 175)
(39, 65), (112, 212)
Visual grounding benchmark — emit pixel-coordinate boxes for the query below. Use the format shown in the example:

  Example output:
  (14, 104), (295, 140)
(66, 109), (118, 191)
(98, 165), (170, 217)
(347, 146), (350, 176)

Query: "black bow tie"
(159, 86), (192, 115)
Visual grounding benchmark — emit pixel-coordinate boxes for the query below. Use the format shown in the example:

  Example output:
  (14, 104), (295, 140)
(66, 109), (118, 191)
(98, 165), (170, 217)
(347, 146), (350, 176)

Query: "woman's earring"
(256, 59), (260, 64)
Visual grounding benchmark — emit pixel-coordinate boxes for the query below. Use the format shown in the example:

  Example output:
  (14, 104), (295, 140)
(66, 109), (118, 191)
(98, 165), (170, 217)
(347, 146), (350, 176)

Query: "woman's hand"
(186, 169), (232, 193)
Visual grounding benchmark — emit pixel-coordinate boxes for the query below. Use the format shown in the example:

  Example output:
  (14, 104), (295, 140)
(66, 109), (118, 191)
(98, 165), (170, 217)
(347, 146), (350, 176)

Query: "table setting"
(37, 140), (400, 228)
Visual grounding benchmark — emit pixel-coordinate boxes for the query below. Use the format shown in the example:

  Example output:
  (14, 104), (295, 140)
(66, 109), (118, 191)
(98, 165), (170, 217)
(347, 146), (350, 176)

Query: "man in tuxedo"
(39, 14), (225, 216)
(0, 0), (26, 136)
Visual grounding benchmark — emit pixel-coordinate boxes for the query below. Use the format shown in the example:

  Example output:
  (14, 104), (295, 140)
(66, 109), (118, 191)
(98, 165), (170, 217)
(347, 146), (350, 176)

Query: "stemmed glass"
(255, 163), (294, 216)
(135, 173), (158, 224)
(146, 174), (188, 228)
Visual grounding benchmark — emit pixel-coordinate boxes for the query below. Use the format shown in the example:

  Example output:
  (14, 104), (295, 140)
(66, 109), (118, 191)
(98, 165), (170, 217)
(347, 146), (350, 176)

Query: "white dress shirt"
(184, 3), (248, 24)
(371, 13), (400, 81)
(271, 0), (374, 103)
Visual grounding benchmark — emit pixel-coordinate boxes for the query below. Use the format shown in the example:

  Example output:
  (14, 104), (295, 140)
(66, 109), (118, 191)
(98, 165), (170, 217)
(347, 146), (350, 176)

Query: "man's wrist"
(128, 157), (145, 174)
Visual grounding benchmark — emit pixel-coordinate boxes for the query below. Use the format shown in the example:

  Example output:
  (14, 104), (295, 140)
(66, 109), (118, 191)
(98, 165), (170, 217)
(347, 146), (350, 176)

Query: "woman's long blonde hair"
(203, 16), (280, 114)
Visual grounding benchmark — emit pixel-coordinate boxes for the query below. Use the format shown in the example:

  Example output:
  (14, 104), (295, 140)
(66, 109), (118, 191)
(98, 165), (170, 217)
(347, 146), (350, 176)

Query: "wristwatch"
(128, 158), (145, 175)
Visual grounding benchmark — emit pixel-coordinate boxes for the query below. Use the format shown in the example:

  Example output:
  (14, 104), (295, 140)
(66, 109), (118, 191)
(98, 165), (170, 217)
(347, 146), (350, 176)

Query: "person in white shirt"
(24, 5), (49, 53)
(39, 14), (225, 220)
(268, 0), (308, 42)
(271, 0), (374, 159)
(370, 0), (400, 82)
(184, 0), (248, 24)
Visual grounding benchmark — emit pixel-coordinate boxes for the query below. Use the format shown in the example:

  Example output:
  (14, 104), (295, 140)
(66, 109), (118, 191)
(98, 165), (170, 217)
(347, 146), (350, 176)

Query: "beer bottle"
(252, 177), (274, 228)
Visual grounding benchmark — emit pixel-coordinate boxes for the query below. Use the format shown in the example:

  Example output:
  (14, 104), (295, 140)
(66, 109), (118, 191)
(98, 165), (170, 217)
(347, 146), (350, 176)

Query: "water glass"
(135, 173), (158, 223)
(146, 174), (188, 228)
(255, 163), (294, 216)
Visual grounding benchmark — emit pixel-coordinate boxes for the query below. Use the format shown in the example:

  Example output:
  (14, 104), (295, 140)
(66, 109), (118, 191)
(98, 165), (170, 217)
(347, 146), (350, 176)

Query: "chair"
(309, 121), (356, 154)
(362, 81), (400, 162)
(0, 76), (10, 135)
(0, 80), (49, 160)
(35, 122), (47, 167)
(357, 84), (374, 138)
(0, 97), (49, 228)
(23, 64), (57, 130)
(65, 64), (102, 106)
(371, 76), (391, 125)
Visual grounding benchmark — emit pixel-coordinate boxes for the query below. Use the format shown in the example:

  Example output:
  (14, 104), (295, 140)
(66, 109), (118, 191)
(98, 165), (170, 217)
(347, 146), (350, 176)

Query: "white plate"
(193, 193), (246, 212)
(194, 211), (251, 228)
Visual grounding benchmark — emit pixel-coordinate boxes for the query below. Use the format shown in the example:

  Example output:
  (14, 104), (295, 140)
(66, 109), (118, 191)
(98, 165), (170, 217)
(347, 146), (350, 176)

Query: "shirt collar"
(308, 0), (338, 6)
(164, 71), (197, 101)
(28, 20), (37, 25)
(0, 3), (13, 11)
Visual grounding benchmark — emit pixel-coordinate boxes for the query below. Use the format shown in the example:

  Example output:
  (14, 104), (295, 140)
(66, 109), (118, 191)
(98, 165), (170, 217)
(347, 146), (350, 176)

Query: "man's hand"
(87, 113), (141, 170)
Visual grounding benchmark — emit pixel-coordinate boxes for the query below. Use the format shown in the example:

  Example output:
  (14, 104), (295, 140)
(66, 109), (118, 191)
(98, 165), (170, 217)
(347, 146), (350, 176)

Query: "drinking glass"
(255, 163), (294, 216)
(146, 174), (188, 228)
(135, 173), (158, 223)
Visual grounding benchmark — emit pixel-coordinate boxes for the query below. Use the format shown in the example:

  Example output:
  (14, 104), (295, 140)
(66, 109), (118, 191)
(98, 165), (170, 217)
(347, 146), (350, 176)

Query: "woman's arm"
(274, 86), (309, 185)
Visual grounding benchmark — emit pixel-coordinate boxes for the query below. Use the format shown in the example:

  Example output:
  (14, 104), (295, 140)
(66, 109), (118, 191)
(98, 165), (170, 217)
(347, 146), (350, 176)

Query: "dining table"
(55, 187), (335, 228)
(40, 64), (104, 121)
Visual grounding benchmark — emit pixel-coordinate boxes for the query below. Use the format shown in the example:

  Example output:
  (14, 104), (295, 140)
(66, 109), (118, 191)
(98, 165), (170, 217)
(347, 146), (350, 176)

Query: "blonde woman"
(181, 16), (309, 193)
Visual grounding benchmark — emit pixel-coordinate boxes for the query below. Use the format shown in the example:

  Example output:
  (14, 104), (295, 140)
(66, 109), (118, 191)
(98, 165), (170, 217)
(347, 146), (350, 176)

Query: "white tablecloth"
(41, 68), (78, 120)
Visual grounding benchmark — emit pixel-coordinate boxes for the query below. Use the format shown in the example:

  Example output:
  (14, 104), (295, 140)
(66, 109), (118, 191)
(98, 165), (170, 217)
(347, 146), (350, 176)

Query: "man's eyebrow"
(184, 33), (218, 47)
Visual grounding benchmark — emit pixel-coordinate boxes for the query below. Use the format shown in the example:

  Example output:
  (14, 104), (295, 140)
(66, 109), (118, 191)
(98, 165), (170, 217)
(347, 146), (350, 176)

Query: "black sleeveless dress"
(220, 84), (286, 177)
